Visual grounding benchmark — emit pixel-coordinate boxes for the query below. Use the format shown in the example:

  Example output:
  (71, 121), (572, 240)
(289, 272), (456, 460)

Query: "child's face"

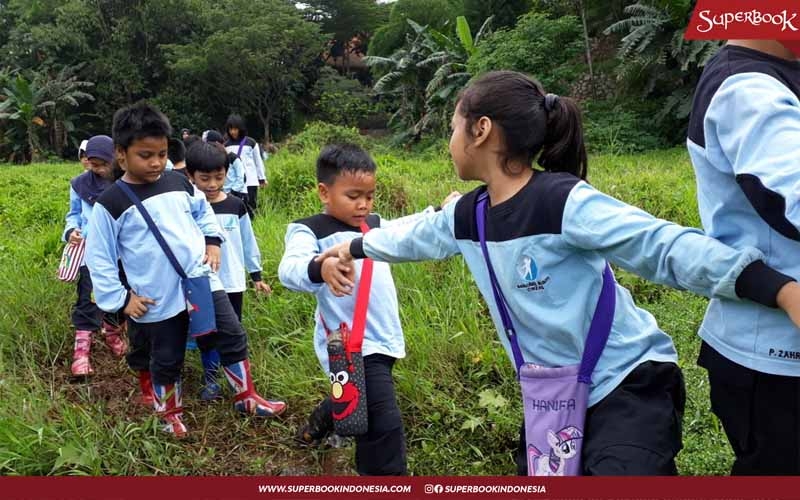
(116, 136), (168, 184)
(87, 157), (113, 180)
(228, 127), (240, 139)
(318, 171), (376, 227)
(189, 167), (227, 202)
(80, 154), (90, 170)
(449, 107), (476, 181)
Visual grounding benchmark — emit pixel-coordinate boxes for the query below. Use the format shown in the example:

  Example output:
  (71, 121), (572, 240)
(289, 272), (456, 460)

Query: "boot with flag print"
(71, 330), (94, 377)
(152, 380), (187, 437)
(222, 359), (286, 417)
(199, 349), (223, 401)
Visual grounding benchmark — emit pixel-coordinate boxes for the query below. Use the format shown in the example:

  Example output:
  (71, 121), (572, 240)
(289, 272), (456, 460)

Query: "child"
(63, 134), (128, 377)
(315, 71), (800, 475)
(85, 102), (285, 437)
(185, 140), (272, 401)
(687, 40), (800, 475)
(278, 143), (458, 475)
(167, 138), (187, 177)
(204, 130), (248, 206)
(224, 114), (266, 214)
(78, 139), (90, 170)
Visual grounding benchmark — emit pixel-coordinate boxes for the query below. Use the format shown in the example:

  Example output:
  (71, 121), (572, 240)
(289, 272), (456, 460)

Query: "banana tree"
(0, 74), (49, 163)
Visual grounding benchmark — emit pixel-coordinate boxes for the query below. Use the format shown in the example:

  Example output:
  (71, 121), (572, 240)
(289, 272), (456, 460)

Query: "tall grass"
(0, 146), (733, 475)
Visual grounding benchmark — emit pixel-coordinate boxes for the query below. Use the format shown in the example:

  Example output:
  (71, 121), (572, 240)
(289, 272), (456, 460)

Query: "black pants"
(228, 292), (243, 322)
(516, 360), (685, 475)
(72, 265), (122, 331)
(698, 341), (800, 475)
(246, 186), (258, 213)
(127, 291), (248, 385)
(230, 191), (253, 218)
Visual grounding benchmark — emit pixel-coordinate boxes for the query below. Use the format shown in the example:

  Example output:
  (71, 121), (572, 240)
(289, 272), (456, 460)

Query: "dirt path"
(56, 335), (353, 476)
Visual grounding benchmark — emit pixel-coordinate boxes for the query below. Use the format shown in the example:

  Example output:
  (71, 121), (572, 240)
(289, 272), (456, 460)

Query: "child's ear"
(318, 182), (330, 204)
(115, 145), (126, 168)
(472, 116), (493, 148)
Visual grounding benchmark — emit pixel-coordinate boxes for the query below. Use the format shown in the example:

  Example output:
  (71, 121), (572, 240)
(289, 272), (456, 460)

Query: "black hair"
(185, 141), (228, 174)
(204, 130), (224, 145)
(168, 138), (186, 163)
(457, 71), (587, 180)
(183, 134), (201, 148)
(111, 101), (173, 149)
(224, 114), (248, 139)
(316, 143), (376, 184)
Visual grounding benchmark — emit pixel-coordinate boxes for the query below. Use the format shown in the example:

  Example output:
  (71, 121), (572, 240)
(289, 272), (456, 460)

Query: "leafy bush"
(467, 12), (583, 95)
(313, 68), (386, 128)
(583, 99), (666, 155)
(283, 121), (367, 154)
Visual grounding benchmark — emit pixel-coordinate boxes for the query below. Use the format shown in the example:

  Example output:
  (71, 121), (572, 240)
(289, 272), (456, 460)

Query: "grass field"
(0, 145), (734, 476)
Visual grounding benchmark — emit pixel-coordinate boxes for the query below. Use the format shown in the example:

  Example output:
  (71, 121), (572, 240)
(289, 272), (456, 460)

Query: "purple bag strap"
(475, 190), (615, 383)
(236, 137), (246, 158)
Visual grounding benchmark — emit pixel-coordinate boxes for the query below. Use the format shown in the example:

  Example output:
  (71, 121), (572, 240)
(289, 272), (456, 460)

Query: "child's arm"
(239, 211), (270, 294)
(706, 73), (800, 240)
(188, 184), (224, 271)
(63, 187), (83, 243)
(253, 143), (266, 186)
(279, 223), (355, 295)
(379, 192), (462, 229)
(561, 182), (794, 306)
(318, 202), (462, 267)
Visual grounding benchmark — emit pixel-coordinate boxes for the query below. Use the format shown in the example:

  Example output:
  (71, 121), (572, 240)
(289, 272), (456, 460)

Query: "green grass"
(0, 146), (733, 475)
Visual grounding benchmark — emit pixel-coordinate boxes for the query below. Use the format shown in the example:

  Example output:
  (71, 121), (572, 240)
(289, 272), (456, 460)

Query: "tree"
(304, 0), (387, 73)
(166, 0), (326, 142)
(0, 66), (93, 163)
(463, 0), (530, 31)
(468, 12), (583, 95)
(368, 0), (464, 57)
(605, 2), (721, 122)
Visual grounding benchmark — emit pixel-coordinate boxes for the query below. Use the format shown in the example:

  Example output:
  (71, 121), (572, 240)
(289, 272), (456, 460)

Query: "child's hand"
(253, 280), (272, 296)
(68, 229), (83, 245)
(777, 281), (800, 330)
(124, 291), (156, 320)
(321, 257), (355, 297)
(316, 241), (354, 267)
(204, 245), (221, 272)
(441, 191), (462, 207)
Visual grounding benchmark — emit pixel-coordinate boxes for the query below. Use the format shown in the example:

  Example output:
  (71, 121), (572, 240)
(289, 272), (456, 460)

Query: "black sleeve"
(205, 236), (222, 247)
(735, 260), (796, 308)
(349, 238), (366, 259)
(307, 258), (324, 284)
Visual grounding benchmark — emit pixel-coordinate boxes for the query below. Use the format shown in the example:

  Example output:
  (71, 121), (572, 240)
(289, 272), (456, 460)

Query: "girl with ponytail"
(314, 70), (800, 475)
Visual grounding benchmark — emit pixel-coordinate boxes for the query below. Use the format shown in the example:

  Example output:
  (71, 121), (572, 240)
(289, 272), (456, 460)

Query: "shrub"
(283, 121), (366, 154)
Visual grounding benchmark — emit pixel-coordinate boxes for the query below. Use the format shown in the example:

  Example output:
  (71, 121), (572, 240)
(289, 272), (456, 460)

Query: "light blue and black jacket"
(278, 209), (435, 373)
(347, 173), (787, 405)
(687, 45), (800, 375)
(85, 172), (225, 323)
(225, 137), (265, 188)
(211, 195), (262, 293)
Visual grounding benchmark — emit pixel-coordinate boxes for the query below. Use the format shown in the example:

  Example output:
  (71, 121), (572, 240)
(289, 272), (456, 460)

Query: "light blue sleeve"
(227, 158), (246, 193)
(561, 182), (764, 300)
(240, 213), (262, 274)
(363, 202), (461, 263)
(85, 204), (128, 313)
(189, 186), (224, 242)
(278, 223), (323, 293)
(707, 72), (800, 235)
(253, 144), (266, 181)
(379, 205), (437, 229)
(63, 187), (82, 242)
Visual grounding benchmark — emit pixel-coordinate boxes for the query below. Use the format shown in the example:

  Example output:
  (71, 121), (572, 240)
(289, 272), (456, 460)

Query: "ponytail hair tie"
(544, 93), (560, 113)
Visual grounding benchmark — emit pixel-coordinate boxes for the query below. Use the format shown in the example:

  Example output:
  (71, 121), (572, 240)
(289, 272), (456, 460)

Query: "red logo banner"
(685, 0), (800, 40)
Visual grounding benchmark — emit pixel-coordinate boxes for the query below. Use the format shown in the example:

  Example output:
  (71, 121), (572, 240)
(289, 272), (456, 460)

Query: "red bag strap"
(347, 222), (373, 353)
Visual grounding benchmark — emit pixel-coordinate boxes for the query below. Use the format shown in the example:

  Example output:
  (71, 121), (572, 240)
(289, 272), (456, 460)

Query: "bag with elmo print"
(323, 222), (373, 436)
